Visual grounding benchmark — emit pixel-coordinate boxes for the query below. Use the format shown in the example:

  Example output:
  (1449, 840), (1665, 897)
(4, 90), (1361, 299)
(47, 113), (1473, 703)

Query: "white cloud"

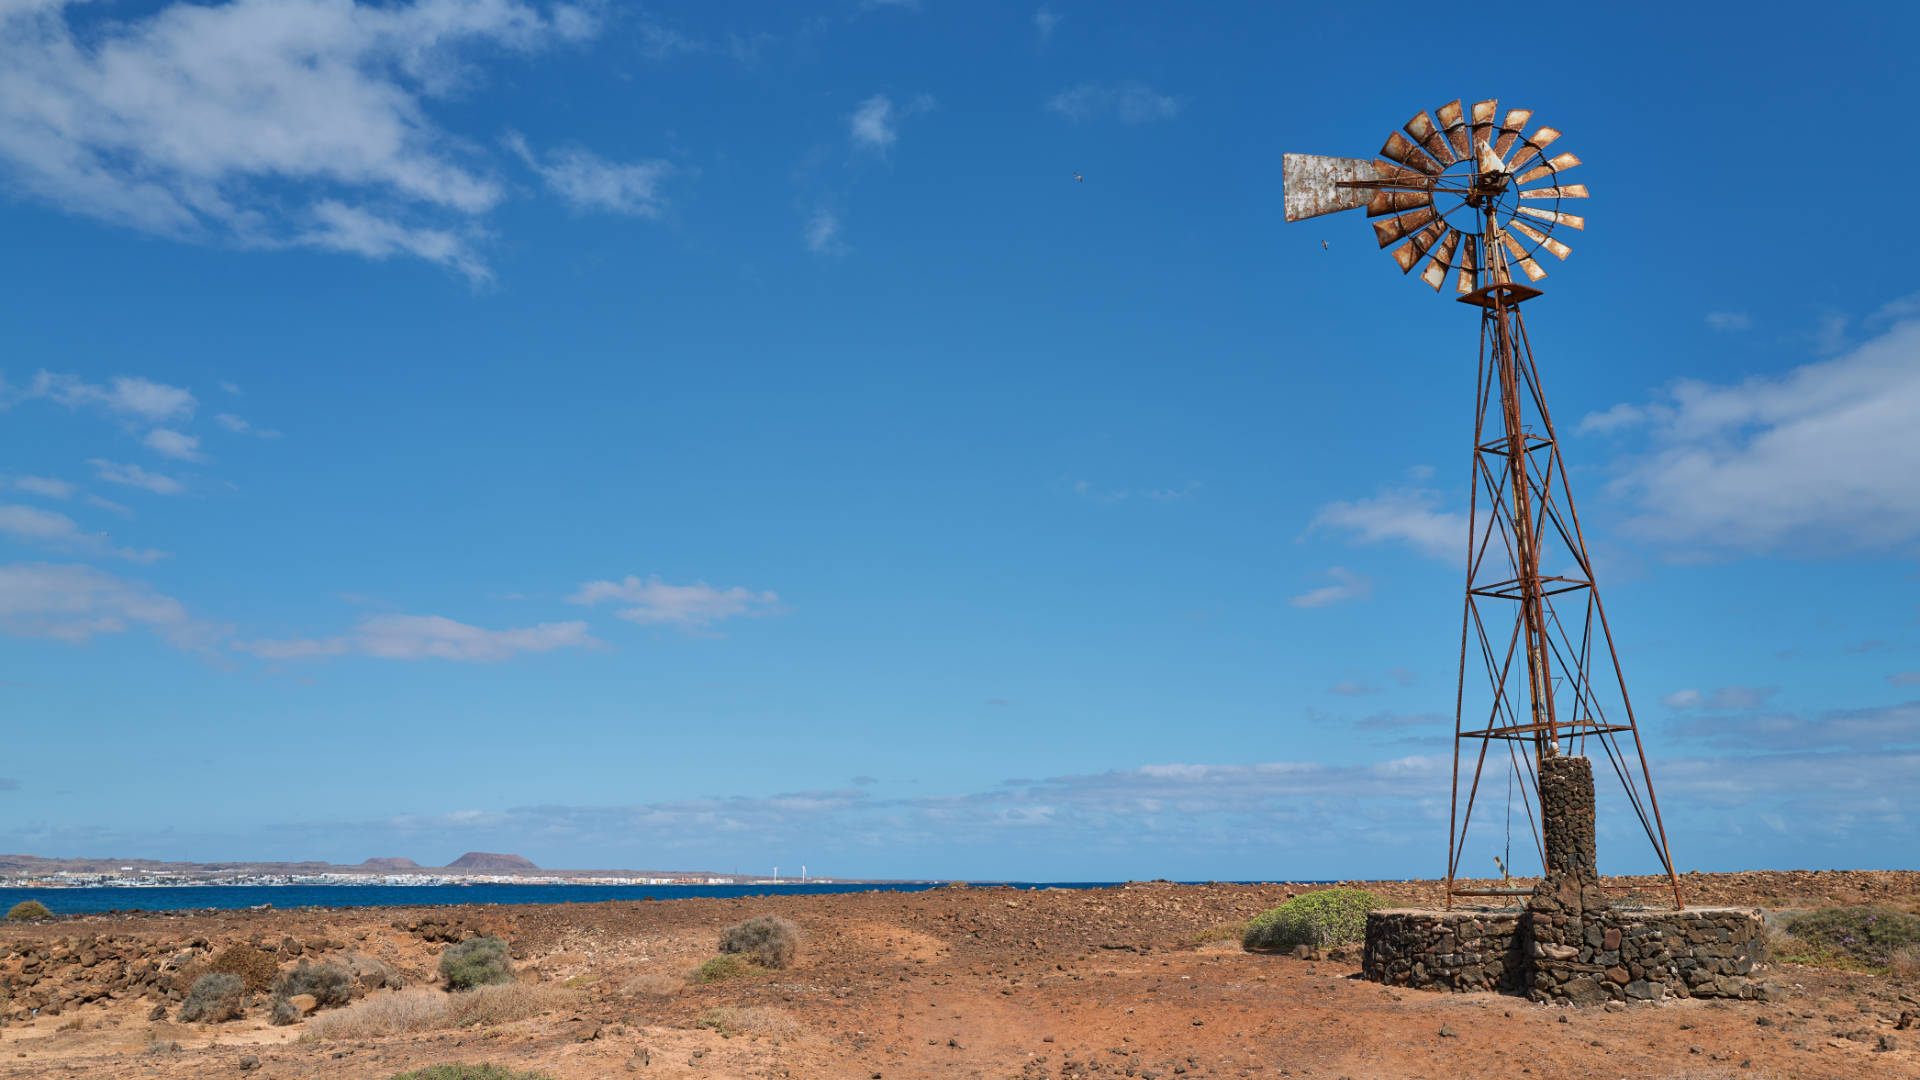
(569, 574), (780, 629)
(24, 372), (195, 423)
(1661, 686), (1775, 710)
(1887, 672), (1920, 687)
(635, 18), (702, 59)
(1289, 566), (1371, 609)
(83, 494), (133, 517)
(0, 0), (596, 278)
(503, 132), (672, 217)
(233, 613), (598, 663)
(142, 428), (206, 462)
(0, 561), (203, 644)
(11, 476), (73, 499)
(1046, 82), (1181, 124)
(0, 504), (165, 562)
(1034, 6), (1061, 39)
(215, 413), (280, 438)
(217, 380), (242, 395)
(1705, 311), (1751, 332)
(1306, 482), (1466, 561)
(1590, 315), (1920, 553)
(849, 93), (933, 152)
(805, 207), (847, 256)
(88, 459), (184, 495)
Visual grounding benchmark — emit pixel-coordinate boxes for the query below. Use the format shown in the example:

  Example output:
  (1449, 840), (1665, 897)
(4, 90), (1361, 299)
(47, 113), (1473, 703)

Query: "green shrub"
(5, 901), (51, 921)
(719, 915), (802, 969)
(1242, 888), (1386, 951)
(1783, 906), (1920, 970)
(272, 961), (353, 1008)
(207, 945), (278, 994)
(388, 1067), (554, 1080)
(439, 936), (514, 991)
(178, 973), (245, 1023)
(688, 954), (755, 983)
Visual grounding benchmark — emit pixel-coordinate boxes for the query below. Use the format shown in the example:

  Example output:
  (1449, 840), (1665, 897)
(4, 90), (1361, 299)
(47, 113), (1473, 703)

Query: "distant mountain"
(445, 852), (538, 870)
(358, 857), (423, 871)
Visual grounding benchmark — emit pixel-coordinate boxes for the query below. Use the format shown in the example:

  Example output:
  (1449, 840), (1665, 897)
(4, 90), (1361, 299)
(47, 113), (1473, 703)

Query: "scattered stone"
(1438, 1024), (1458, 1038)
(1899, 1011), (1917, 1031)
(288, 994), (318, 1016)
(236, 1055), (259, 1072)
(146, 1004), (167, 1021)
(1879, 1035), (1899, 1053)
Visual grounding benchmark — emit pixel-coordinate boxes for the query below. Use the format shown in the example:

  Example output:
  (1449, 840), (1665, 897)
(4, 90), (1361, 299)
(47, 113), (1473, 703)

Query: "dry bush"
(178, 973), (245, 1023)
(1892, 945), (1920, 979)
(440, 936), (514, 990)
(207, 945), (279, 994)
(696, 1006), (801, 1040)
(445, 983), (579, 1027)
(272, 961), (354, 1008)
(618, 973), (681, 998)
(306, 989), (450, 1040)
(5, 901), (51, 921)
(688, 954), (755, 984)
(719, 916), (802, 969)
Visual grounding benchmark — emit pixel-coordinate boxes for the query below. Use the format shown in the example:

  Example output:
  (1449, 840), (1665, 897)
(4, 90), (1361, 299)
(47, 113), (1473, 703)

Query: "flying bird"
(1322, 240), (1329, 251)
(1073, 172), (1083, 182)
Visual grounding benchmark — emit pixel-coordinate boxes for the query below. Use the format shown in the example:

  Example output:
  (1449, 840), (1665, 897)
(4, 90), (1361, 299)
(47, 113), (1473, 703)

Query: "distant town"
(0, 852), (879, 889)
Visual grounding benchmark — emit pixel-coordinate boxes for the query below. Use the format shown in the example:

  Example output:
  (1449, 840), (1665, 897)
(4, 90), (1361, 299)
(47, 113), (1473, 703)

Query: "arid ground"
(3, 871), (1917, 1080)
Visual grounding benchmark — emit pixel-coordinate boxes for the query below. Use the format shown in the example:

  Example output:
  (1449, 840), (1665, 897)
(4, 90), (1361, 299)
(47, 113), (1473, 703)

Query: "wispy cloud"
(1705, 311), (1751, 332)
(0, 562), (210, 645)
(1289, 566), (1371, 609)
(1033, 6), (1061, 40)
(1661, 686), (1777, 710)
(568, 575), (781, 630)
(1046, 82), (1181, 124)
(805, 207), (847, 256)
(10, 476), (74, 500)
(850, 93), (934, 152)
(87, 460), (184, 496)
(1073, 479), (1197, 504)
(504, 133), (673, 218)
(22, 372), (195, 424)
(233, 614), (598, 663)
(0, 0), (598, 279)
(1306, 480), (1465, 561)
(215, 413), (280, 438)
(0, 504), (165, 563)
(142, 428), (206, 462)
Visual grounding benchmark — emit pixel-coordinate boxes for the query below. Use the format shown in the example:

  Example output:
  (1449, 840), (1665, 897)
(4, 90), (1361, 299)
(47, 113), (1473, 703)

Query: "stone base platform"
(1364, 905), (1770, 1002)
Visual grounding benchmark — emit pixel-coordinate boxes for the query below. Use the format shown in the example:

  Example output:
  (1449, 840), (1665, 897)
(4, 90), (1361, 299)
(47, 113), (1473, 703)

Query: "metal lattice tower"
(1282, 98), (1683, 908)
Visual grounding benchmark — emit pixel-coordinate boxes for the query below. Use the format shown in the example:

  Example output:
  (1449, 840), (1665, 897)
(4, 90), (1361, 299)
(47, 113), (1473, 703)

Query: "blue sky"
(1, 0), (1916, 881)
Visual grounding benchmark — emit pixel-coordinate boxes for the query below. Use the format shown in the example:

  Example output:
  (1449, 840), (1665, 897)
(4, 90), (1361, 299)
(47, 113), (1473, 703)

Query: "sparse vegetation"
(5, 900), (51, 921)
(306, 984), (578, 1040)
(1775, 906), (1920, 973)
(207, 944), (279, 994)
(619, 972), (681, 998)
(272, 961), (354, 1008)
(270, 998), (302, 1026)
(387, 1067), (555, 1080)
(178, 973), (245, 1023)
(688, 954), (756, 983)
(445, 983), (578, 1027)
(439, 936), (515, 990)
(695, 1006), (801, 1040)
(718, 915), (802, 969)
(1190, 921), (1250, 946)
(1242, 888), (1386, 951)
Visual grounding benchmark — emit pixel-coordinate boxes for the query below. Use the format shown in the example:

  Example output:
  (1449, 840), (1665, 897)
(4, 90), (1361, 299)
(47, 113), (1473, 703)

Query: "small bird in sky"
(1073, 172), (1083, 182)
(1322, 240), (1329, 251)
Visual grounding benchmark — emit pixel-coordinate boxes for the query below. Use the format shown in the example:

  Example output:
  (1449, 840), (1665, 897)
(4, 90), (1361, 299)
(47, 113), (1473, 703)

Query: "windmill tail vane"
(1285, 99), (1686, 909)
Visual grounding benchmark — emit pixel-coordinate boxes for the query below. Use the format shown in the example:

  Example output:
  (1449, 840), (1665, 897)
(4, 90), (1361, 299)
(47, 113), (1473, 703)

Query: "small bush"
(307, 989), (450, 1039)
(1242, 888), (1386, 951)
(619, 973), (681, 998)
(178, 973), (245, 1023)
(688, 954), (755, 983)
(5, 901), (51, 921)
(388, 1067), (555, 1080)
(272, 961), (354, 1008)
(696, 1006), (801, 1039)
(1890, 945), (1920, 979)
(445, 983), (578, 1028)
(269, 998), (302, 1026)
(439, 936), (514, 991)
(718, 915), (802, 969)
(207, 945), (278, 994)
(1782, 906), (1920, 971)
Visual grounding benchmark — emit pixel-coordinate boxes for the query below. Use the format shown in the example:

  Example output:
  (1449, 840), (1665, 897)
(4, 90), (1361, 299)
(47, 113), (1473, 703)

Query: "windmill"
(1284, 99), (1684, 909)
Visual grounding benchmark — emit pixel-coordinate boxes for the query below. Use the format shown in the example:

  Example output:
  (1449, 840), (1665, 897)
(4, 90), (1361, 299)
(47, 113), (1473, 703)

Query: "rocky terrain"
(0, 870), (1914, 1079)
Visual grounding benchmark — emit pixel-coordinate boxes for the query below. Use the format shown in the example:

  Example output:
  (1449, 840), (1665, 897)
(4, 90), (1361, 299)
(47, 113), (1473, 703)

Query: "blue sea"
(0, 881), (1143, 916)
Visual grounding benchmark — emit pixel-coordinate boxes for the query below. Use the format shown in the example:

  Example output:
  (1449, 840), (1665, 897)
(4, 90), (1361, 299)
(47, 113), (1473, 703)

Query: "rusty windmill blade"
(1508, 218), (1572, 260)
(1519, 151), (1581, 185)
(1372, 207), (1438, 248)
(1506, 127), (1562, 172)
(1516, 206), (1586, 230)
(1476, 137), (1509, 178)
(1405, 110), (1456, 166)
(1381, 130), (1443, 176)
(1500, 230), (1548, 281)
(1455, 234), (1479, 294)
(1437, 99), (1470, 158)
(1367, 190), (1433, 217)
(1422, 229), (1462, 291)
(1391, 221), (1448, 273)
(1373, 158), (1433, 187)
(1494, 109), (1533, 155)
(1518, 184), (1589, 200)
(1282, 154), (1378, 221)
(1470, 99), (1499, 151)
